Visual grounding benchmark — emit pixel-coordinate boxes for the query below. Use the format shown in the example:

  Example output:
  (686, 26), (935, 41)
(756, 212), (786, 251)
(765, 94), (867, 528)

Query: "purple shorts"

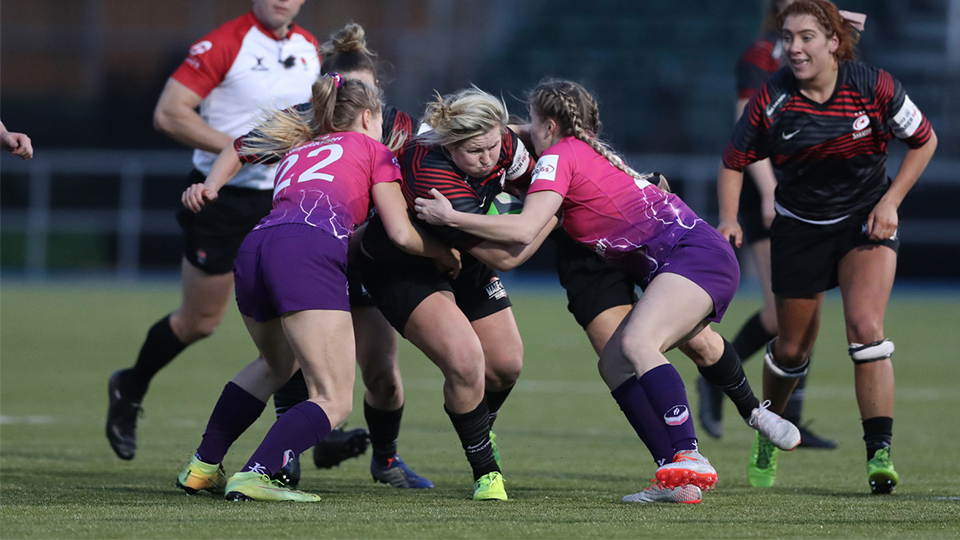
(234, 224), (350, 322)
(617, 222), (740, 323)
(658, 223), (740, 322)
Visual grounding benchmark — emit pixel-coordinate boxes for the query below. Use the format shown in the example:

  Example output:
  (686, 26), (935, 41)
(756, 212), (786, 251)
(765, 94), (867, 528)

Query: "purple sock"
(241, 401), (332, 477)
(196, 382), (266, 464)
(611, 376), (674, 466)
(638, 364), (698, 454)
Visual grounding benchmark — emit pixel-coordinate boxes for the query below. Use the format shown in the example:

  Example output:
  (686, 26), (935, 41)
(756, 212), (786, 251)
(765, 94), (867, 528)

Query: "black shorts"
(346, 259), (376, 308)
(739, 170), (771, 244)
(551, 229), (638, 329)
(770, 212), (900, 297)
(177, 170), (273, 275)
(358, 251), (512, 335)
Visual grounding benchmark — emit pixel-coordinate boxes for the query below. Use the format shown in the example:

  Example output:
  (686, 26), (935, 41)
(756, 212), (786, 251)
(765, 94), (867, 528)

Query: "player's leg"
(682, 325), (800, 450)
(224, 309), (354, 502)
(176, 315), (289, 496)
(354, 305), (433, 488)
(107, 258), (233, 460)
(838, 243), (898, 493)
(603, 272), (718, 491)
(403, 292), (504, 500)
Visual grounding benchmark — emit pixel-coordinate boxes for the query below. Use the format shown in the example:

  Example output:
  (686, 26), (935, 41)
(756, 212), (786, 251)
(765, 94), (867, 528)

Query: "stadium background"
(1, 0), (958, 281)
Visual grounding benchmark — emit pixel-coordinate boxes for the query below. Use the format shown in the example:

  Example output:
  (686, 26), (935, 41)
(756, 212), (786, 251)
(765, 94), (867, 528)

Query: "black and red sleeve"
(722, 84), (772, 171)
(876, 70), (933, 149)
(736, 38), (779, 100)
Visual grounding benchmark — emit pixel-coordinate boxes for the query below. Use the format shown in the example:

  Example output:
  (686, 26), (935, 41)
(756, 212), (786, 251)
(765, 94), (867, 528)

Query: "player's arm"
(717, 166), (746, 248)
(468, 214), (559, 272)
(867, 128), (937, 241)
(374, 181), (461, 277)
(181, 144), (243, 212)
(735, 97), (777, 228)
(415, 188), (562, 245)
(153, 78), (233, 154)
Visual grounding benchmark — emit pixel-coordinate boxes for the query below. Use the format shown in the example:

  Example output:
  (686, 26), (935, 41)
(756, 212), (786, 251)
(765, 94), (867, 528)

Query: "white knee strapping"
(848, 339), (895, 364)
(763, 339), (810, 379)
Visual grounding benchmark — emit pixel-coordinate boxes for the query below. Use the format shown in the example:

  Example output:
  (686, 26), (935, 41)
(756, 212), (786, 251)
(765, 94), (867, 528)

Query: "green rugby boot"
(748, 432), (779, 488)
(224, 471), (321, 502)
(867, 447), (899, 494)
(489, 431), (501, 468)
(176, 456), (226, 495)
(473, 471), (507, 501)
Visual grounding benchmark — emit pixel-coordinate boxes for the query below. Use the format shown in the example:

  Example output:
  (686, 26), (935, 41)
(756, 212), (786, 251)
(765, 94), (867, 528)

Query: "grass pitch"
(2, 279), (959, 538)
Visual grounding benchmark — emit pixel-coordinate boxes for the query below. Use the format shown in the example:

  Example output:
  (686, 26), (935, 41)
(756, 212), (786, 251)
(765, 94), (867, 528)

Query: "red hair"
(778, 0), (860, 61)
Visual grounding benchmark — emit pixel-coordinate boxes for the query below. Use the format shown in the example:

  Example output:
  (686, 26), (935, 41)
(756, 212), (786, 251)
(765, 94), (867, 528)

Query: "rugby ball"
(487, 192), (523, 215)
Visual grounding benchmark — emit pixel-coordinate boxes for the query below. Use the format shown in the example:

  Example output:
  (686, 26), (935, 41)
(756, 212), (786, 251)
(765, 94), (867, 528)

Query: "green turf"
(2, 281), (959, 538)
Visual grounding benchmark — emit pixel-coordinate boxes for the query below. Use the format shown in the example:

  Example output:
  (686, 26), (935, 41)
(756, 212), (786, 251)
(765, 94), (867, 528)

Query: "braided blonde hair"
(239, 75), (383, 159)
(420, 87), (508, 148)
(527, 78), (669, 191)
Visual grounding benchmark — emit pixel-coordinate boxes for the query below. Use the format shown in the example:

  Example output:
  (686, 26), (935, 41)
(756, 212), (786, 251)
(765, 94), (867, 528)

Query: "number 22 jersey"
(254, 131), (402, 246)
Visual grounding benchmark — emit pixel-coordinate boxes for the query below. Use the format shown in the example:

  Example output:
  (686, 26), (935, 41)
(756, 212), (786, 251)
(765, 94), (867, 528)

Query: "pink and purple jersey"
(528, 137), (702, 283)
(255, 131), (401, 247)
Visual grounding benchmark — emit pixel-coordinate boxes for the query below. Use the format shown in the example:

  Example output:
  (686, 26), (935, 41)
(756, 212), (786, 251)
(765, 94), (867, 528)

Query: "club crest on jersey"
(532, 155), (558, 181)
(664, 405), (690, 426)
(190, 40), (212, 56)
(853, 114), (870, 131)
(485, 277), (507, 300)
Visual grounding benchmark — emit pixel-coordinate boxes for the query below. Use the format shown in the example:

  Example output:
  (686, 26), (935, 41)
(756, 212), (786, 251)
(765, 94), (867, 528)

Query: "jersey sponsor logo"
(251, 56), (269, 71)
(853, 114), (870, 131)
(189, 40), (212, 56)
(531, 154), (559, 181)
(890, 95), (922, 138)
(485, 277), (508, 301)
(765, 92), (788, 117)
(507, 140), (531, 180)
(852, 128), (873, 140)
(781, 129), (801, 140)
(664, 405), (690, 426)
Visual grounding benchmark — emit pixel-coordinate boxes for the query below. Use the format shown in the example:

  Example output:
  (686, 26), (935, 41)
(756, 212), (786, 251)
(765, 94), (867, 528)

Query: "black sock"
(445, 398), (499, 481)
(365, 401), (403, 466)
(273, 370), (309, 418)
(863, 416), (893, 460)
(485, 386), (514, 430)
(782, 373), (807, 425)
(697, 338), (761, 420)
(125, 315), (187, 401)
(732, 312), (776, 362)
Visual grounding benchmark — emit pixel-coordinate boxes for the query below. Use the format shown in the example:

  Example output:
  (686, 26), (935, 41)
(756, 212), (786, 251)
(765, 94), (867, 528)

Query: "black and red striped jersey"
(723, 60), (933, 222)
(360, 128), (534, 264)
(236, 104), (413, 165)
(398, 128), (533, 248)
(736, 32), (782, 100)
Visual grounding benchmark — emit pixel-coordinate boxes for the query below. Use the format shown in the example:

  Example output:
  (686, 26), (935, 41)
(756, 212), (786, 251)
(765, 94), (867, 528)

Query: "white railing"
(2, 150), (959, 278)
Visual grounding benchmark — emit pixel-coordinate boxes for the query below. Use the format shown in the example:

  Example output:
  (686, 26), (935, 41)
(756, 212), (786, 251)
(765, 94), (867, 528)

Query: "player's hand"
(717, 218), (743, 248)
(182, 183), (218, 213)
(436, 247), (461, 279)
(414, 188), (454, 225)
(866, 199), (899, 242)
(1, 131), (33, 160)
